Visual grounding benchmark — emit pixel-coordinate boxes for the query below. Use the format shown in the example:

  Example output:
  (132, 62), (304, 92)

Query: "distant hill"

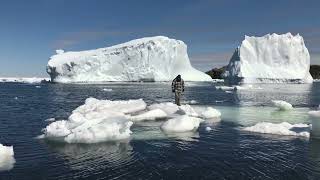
(206, 65), (320, 79)
(205, 66), (227, 79)
(310, 65), (320, 79)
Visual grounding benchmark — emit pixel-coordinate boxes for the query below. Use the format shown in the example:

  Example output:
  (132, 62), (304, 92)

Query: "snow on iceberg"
(41, 98), (147, 143)
(47, 36), (212, 83)
(272, 100), (293, 111)
(224, 33), (313, 84)
(130, 109), (167, 122)
(161, 115), (203, 133)
(148, 102), (180, 115)
(0, 144), (15, 171)
(243, 122), (310, 137)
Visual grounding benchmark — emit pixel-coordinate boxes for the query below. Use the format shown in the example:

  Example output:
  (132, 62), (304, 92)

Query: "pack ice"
(224, 33), (313, 84)
(47, 36), (211, 83)
(40, 98), (221, 143)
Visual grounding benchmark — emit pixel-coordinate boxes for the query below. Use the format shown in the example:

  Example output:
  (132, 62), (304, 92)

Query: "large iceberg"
(47, 36), (211, 83)
(224, 33), (313, 84)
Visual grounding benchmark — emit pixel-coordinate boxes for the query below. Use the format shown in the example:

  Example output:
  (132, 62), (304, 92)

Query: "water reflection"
(46, 140), (132, 171)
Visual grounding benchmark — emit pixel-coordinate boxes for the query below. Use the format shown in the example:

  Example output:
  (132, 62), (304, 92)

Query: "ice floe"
(41, 98), (146, 143)
(243, 122), (310, 137)
(102, 88), (113, 92)
(272, 100), (293, 110)
(201, 107), (221, 119)
(161, 115), (203, 133)
(41, 97), (222, 143)
(0, 144), (15, 171)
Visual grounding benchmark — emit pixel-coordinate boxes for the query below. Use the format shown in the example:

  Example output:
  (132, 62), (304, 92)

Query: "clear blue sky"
(0, 0), (319, 77)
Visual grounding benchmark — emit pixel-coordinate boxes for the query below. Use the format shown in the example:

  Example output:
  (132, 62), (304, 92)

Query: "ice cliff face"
(224, 33), (313, 84)
(47, 36), (211, 83)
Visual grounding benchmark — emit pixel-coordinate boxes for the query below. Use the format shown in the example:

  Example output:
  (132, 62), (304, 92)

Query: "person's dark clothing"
(171, 75), (184, 106)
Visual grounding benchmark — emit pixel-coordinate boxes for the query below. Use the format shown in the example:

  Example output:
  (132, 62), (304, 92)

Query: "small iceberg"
(201, 107), (221, 119)
(272, 100), (293, 111)
(243, 122), (310, 138)
(40, 98), (147, 143)
(161, 115), (203, 133)
(0, 144), (15, 171)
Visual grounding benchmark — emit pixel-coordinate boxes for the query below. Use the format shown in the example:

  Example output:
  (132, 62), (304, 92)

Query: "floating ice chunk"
(243, 122), (310, 137)
(0, 144), (15, 171)
(215, 86), (236, 91)
(35, 86), (41, 88)
(45, 118), (56, 122)
(205, 127), (212, 131)
(148, 102), (179, 115)
(130, 109), (167, 122)
(309, 111), (320, 118)
(102, 88), (112, 92)
(235, 85), (263, 90)
(41, 98), (147, 143)
(308, 110), (320, 138)
(178, 104), (199, 117)
(272, 100), (293, 110)
(161, 115), (202, 133)
(14, 97), (18, 100)
(201, 107), (221, 119)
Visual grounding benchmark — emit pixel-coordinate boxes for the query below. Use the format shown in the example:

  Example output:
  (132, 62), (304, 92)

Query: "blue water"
(1, 82), (320, 179)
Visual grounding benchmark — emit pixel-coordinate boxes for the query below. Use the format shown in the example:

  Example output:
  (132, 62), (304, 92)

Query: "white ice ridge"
(41, 98), (147, 143)
(224, 33), (313, 84)
(243, 122), (310, 137)
(272, 100), (293, 111)
(0, 144), (15, 171)
(130, 109), (167, 122)
(0, 77), (49, 83)
(47, 36), (212, 83)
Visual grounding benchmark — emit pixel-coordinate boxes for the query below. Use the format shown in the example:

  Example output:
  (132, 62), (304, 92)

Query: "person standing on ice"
(172, 75), (185, 106)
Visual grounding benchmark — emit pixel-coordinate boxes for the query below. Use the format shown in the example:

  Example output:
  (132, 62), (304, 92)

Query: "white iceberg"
(161, 115), (202, 133)
(47, 36), (211, 83)
(201, 107), (221, 119)
(309, 110), (320, 138)
(224, 33), (313, 84)
(0, 144), (15, 171)
(41, 98), (147, 143)
(243, 122), (310, 137)
(272, 100), (293, 111)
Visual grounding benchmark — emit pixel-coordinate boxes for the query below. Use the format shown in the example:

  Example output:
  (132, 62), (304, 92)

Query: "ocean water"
(1, 82), (320, 179)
